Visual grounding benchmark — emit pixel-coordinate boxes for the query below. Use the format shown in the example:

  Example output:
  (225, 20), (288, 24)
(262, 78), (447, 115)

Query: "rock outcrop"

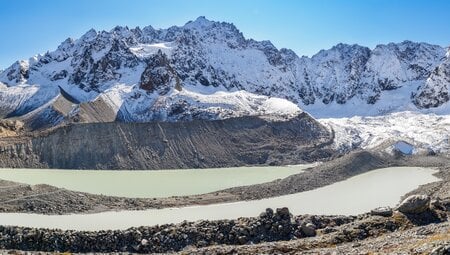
(413, 49), (450, 108)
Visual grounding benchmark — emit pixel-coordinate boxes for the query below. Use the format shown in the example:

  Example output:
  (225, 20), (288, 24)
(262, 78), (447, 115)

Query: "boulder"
(370, 206), (393, 217)
(397, 194), (430, 214)
(300, 222), (317, 237)
(260, 208), (274, 218)
(276, 207), (290, 218)
(140, 238), (148, 246)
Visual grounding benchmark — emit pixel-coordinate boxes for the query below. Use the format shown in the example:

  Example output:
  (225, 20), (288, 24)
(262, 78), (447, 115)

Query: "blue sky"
(0, 0), (449, 69)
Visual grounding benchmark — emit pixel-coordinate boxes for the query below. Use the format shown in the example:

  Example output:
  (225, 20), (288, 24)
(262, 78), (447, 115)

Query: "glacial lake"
(0, 164), (315, 198)
(0, 167), (439, 231)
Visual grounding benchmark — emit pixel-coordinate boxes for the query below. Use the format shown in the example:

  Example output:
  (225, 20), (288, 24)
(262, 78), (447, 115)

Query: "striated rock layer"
(0, 113), (333, 169)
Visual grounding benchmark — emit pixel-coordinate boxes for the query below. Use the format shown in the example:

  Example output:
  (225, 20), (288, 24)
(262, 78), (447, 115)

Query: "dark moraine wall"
(0, 113), (334, 169)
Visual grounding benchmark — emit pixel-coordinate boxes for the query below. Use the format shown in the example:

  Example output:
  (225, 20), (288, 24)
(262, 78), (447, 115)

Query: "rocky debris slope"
(219, 151), (450, 202)
(181, 195), (449, 255)
(0, 179), (162, 215)
(2, 223), (448, 255)
(0, 113), (333, 170)
(0, 17), (448, 130)
(181, 219), (450, 255)
(220, 150), (387, 200)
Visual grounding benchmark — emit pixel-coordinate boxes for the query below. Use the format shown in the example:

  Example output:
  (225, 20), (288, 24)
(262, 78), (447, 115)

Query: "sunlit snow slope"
(0, 17), (449, 152)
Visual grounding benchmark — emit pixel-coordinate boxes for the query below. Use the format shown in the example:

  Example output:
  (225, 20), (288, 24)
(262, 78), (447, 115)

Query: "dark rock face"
(140, 50), (180, 94)
(413, 52), (450, 108)
(3, 61), (29, 85)
(69, 38), (140, 92)
(51, 70), (68, 81)
(0, 113), (334, 170)
(308, 44), (372, 104)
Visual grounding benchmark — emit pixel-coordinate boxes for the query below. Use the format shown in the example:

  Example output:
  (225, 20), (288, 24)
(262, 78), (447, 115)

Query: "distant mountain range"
(0, 16), (449, 130)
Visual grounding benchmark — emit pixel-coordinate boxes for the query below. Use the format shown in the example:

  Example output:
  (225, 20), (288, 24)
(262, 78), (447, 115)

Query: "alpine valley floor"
(0, 16), (449, 255)
(0, 150), (448, 254)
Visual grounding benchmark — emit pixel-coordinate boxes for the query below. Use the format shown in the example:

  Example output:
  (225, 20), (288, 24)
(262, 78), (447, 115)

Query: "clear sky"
(0, 0), (449, 69)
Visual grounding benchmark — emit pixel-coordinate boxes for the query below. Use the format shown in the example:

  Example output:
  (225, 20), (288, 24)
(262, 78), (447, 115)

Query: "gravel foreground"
(0, 206), (448, 254)
(0, 151), (448, 254)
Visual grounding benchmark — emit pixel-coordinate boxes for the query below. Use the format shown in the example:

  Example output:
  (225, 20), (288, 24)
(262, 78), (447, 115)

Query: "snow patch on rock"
(100, 85), (301, 122)
(129, 42), (174, 58)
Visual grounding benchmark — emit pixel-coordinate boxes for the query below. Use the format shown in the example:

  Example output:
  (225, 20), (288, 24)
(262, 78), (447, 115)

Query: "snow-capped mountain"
(413, 49), (450, 108)
(0, 16), (448, 129)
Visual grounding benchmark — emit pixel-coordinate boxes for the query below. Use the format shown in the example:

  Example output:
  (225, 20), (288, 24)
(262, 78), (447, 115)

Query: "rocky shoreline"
(0, 208), (350, 253)
(0, 198), (448, 254)
(0, 150), (448, 215)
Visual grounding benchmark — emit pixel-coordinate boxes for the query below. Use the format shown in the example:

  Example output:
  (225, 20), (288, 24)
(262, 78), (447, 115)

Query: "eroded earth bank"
(0, 113), (333, 170)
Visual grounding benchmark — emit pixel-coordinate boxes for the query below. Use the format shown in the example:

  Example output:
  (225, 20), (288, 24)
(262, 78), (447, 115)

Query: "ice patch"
(262, 97), (301, 115)
(321, 111), (450, 153)
(129, 43), (174, 58)
(91, 46), (111, 62)
(177, 89), (301, 117)
(393, 141), (415, 155)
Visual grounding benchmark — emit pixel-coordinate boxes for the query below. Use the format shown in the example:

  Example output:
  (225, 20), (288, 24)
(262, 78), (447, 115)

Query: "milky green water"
(0, 164), (314, 198)
(0, 167), (439, 231)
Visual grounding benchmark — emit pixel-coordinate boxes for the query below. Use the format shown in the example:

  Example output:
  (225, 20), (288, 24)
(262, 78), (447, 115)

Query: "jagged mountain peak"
(312, 43), (370, 60)
(184, 16), (215, 29)
(0, 17), (448, 129)
(79, 28), (98, 42)
(331, 43), (368, 51)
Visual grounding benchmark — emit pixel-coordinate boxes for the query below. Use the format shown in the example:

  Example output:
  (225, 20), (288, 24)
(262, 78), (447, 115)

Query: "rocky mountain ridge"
(0, 16), (449, 129)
